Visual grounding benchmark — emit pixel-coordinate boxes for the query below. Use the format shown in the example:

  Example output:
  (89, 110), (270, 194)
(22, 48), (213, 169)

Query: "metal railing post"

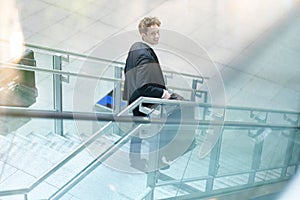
(281, 130), (295, 177)
(206, 130), (222, 191)
(53, 55), (64, 136)
(145, 107), (165, 200)
(295, 115), (300, 173)
(113, 66), (122, 114)
(191, 78), (205, 102)
(248, 111), (268, 184)
(191, 79), (197, 102)
(248, 136), (264, 184)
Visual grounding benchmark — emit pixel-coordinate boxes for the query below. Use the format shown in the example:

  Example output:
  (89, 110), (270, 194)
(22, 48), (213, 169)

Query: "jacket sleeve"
(135, 49), (166, 97)
(138, 83), (164, 98)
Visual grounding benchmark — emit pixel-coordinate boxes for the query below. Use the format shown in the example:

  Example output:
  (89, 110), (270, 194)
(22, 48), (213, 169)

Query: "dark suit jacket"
(123, 42), (166, 116)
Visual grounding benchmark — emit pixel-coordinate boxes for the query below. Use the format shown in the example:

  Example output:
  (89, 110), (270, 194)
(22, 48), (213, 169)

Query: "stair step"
(45, 133), (79, 153)
(3, 144), (54, 177)
(213, 178), (232, 190)
(255, 169), (281, 182)
(27, 132), (52, 145)
(215, 175), (249, 188)
(1, 134), (65, 166)
(155, 184), (189, 199)
(64, 132), (83, 144)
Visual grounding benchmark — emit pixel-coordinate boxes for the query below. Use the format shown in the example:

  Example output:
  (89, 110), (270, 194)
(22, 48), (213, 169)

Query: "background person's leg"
(129, 136), (147, 170)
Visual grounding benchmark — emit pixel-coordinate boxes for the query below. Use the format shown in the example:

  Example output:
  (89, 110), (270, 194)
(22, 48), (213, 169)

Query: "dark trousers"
(129, 108), (181, 162)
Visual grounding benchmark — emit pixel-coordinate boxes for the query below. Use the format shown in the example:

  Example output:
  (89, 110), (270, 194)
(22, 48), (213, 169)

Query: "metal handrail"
(0, 62), (206, 100)
(0, 97), (299, 198)
(28, 121), (115, 192)
(1, 40), (209, 81)
(1, 40), (210, 82)
(0, 188), (28, 197)
(139, 97), (300, 115)
(49, 124), (143, 200)
(0, 96), (300, 124)
(25, 43), (125, 65)
(0, 61), (121, 83)
(25, 42), (209, 81)
(0, 97), (151, 198)
(0, 39), (124, 66)
(0, 61), (207, 97)
(0, 122), (116, 198)
(0, 107), (299, 129)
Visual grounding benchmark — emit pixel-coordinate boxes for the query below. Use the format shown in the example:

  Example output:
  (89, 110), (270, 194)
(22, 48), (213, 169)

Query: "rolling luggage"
(0, 49), (37, 107)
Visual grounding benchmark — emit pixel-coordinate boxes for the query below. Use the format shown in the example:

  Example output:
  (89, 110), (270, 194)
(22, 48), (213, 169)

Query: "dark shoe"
(130, 158), (147, 171)
(159, 164), (170, 170)
(158, 156), (172, 170)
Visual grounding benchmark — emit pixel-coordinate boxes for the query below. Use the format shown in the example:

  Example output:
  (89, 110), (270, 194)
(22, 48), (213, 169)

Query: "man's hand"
(162, 89), (171, 99)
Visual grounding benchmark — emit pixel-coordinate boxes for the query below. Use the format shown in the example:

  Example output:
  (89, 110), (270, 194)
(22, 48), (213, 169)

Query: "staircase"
(0, 125), (83, 193)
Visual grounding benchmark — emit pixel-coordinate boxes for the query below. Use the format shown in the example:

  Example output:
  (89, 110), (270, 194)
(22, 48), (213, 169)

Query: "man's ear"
(141, 33), (146, 40)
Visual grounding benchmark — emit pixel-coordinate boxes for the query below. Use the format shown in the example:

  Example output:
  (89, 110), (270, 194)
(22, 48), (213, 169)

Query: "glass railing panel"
(0, 47), (122, 138)
(54, 122), (206, 200)
(30, 69), (54, 111)
(57, 164), (148, 200)
(290, 131), (300, 165)
(225, 107), (298, 126)
(123, 98), (299, 199)
(25, 120), (148, 200)
(31, 53), (52, 111)
(0, 89), (298, 200)
(161, 65), (209, 103)
(260, 130), (287, 169)
(33, 51), (53, 71)
(9, 50), (55, 111)
(0, 57), (115, 136)
(218, 129), (254, 175)
(152, 125), (210, 176)
(14, 45), (212, 116)
(224, 109), (258, 122)
(0, 113), (127, 199)
(268, 112), (291, 125)
(0, 51), (50, 110)
(14, 47), (122, 114)
(63, 72), (115, 113)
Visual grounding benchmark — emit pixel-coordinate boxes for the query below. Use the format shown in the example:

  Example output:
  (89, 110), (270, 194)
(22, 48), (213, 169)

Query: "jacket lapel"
(148, 47), (159, 63)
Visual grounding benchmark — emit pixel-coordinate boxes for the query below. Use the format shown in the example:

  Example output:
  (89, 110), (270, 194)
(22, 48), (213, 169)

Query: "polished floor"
(10, 0), (299, 111)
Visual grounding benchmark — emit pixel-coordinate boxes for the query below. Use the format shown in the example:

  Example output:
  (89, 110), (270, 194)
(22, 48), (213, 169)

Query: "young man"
(123, 17), (171, 170)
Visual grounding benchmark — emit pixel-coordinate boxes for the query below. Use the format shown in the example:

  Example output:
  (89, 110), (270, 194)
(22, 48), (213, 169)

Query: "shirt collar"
(141, 40), (157, 50)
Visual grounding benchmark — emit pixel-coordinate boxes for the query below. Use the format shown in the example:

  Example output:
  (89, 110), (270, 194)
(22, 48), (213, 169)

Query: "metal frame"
(53, 55), (64, 135)
(0, 97), (299, 199)
(0, 42), (300, 199)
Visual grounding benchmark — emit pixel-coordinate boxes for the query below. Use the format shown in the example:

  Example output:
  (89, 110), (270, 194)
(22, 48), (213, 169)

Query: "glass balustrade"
(0, 44), (299, 200)
(45, 98), (299, 200)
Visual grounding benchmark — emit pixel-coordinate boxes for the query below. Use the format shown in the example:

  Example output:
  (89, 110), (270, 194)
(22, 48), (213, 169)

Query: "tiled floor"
(11, 0), (300, 111)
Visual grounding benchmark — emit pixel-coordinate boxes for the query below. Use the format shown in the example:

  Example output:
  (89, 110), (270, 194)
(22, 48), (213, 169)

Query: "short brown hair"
(138, 17), (161, 34)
